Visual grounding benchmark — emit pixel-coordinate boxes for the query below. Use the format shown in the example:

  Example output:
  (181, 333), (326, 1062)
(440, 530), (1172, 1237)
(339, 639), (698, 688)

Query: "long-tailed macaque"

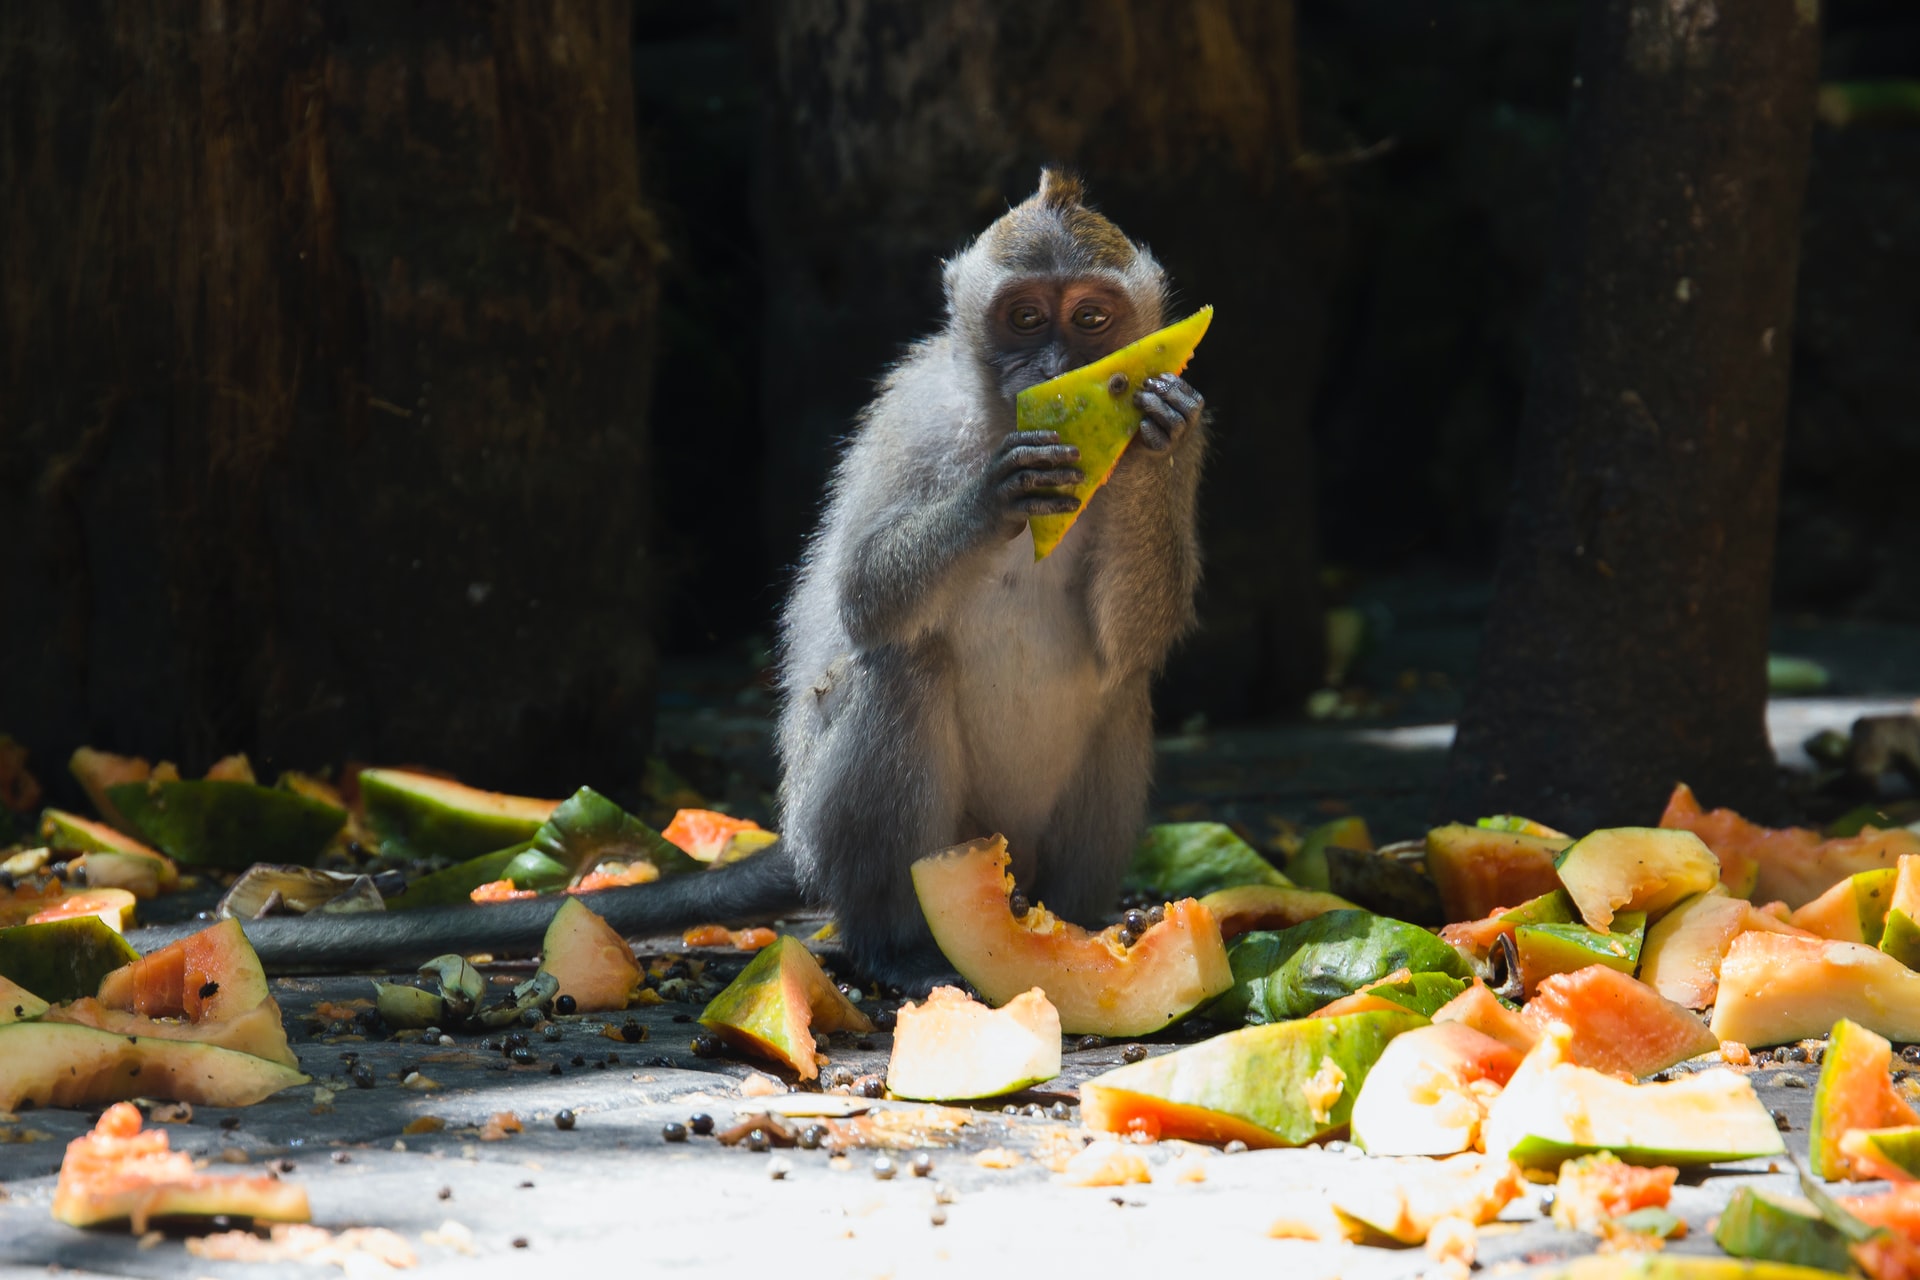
(129, 171), (1207, 987)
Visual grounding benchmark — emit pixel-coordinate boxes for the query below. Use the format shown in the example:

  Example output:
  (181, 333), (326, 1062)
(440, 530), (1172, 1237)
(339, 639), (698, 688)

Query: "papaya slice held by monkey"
(1020, 305), (1213, 560)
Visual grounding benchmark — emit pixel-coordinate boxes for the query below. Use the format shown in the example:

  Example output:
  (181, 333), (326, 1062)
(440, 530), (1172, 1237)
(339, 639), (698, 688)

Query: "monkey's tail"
(124, 847), (808, 974)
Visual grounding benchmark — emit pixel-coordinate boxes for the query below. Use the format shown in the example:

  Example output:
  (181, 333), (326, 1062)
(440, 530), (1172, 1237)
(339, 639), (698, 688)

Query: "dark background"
(2, 0), (1916, 803)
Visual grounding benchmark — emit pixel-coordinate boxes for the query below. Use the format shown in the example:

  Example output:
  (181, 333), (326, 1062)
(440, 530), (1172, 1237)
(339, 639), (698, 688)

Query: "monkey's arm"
(1086, 375), (1207, 679)
(837, 430), (1083, 648)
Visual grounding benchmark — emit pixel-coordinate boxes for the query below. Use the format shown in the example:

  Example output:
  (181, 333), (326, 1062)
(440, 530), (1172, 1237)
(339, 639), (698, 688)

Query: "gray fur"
(775, 171), (1206, 983)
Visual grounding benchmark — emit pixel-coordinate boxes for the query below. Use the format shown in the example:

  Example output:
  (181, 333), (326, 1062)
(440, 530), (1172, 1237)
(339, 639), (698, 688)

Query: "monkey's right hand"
(973, 430), (1084, 537)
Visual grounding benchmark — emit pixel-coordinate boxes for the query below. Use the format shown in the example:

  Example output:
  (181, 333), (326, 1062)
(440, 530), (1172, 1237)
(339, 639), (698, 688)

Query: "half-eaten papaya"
(911, 835), (1231, 1037)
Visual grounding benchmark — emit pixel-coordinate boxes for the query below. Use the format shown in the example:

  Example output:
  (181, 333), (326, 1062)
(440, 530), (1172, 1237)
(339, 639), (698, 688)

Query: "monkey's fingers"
(999, 443), (1082, 476)
(1144, 374), (1205, 422)
(1001, 429), (1069, 451)
(1132, 390), (1184, 452)
(1013, 493), (1081, 517)
(1008, 466), (1085, 493)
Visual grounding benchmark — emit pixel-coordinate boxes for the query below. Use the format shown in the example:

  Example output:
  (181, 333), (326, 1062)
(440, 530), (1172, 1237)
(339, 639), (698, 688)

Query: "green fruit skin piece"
(106, 781), (346, 869)
(1210, 910), (1471, 1025)
(699, 940), (805, 1066)
(1527, 1258), (1856, 1280)
(0, 1020), (308, 1111)
(1846, 1125), (1920, 1178)
(1499, 889), (1576, 927)
(1553, 827), (1720, 929)
(39, 809), (159, 857)
(383, 843), (567, 911)
(698, 936), (870, 1075)
(1882, 909), (1920, 968)
(1126, 822), (1291, 900)
(1486, 1051), (1784, 1168)
(0, 917), (139, 1003)
(1516, 912), (1646, 981)
(528, 787), (702, 879)
(374, 981), (447, 1030)
(1858, 870), (1900, 947)
(1283, 816), (1371, 891)
(358, 769), (554, 862)
(1083, 1008), (1425, 1146)
(1714, 1187), (1858, 1277)
(1808, 1017), (1916, 1180)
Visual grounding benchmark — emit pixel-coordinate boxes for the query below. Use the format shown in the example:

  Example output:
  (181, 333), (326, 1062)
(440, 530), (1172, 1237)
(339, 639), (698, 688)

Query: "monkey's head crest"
(941, 167), (1168, 337)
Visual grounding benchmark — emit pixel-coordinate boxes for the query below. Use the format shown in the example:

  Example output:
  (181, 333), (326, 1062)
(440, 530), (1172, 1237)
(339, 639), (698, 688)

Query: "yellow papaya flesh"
(1019, 307), (1212, 560)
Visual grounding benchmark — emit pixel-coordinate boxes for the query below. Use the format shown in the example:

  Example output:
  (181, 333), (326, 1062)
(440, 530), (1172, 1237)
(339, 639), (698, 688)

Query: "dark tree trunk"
(1440, 0), (1821, 831)
(756, 0), (1341, 721)
(1, 2), (661, 797)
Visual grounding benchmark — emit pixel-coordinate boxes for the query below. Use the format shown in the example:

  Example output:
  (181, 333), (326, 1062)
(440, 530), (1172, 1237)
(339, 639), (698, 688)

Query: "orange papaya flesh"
(1019, 307), (1213, 560)
(1810, 1018), (1920, 1181)
(1661, 782), (1919, 909)
(1432, 980), (1540, 1055)
(536, 897), (643, 1013)
(661, 808), (764, 862)
(911, 835), (1231, 1037)
(53, 1101), (309, 1230)
(58, 918), (296, 1067)
(1424, 824), (1567, 923)
(1519, 965), (1717, 1079)
(15, 886), (137, 932)
(697, 935), (871, 1080)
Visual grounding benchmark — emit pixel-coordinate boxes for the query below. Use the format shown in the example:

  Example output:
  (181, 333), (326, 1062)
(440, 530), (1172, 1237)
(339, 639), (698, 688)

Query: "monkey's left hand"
(1132, 374), (1204, 453)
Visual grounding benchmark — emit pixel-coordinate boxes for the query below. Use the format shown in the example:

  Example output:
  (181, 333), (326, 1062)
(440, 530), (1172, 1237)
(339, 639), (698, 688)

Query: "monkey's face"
(984, 277), (1141, 402)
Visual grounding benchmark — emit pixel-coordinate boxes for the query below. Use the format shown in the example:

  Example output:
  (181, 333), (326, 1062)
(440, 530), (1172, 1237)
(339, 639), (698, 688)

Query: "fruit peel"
(885, 986), (1061, 1101)
(913, 835), (1231, 1037)
(1019, 307), (1212, 560)
(698, 935), (871, 1080)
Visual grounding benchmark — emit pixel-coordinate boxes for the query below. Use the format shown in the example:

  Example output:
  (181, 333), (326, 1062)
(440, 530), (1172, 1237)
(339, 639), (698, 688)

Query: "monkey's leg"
(782, 646), (966, 990)
(1028, 680), (1154, 925)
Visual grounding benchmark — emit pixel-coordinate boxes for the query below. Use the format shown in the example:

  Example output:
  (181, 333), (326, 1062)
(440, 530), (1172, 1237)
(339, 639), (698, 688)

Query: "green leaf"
(1354, 971), (1468, 1018)
(528, 787), (702, 879)
(1124, 822), (1289, 900)
(1208, 910), (1471, 1026)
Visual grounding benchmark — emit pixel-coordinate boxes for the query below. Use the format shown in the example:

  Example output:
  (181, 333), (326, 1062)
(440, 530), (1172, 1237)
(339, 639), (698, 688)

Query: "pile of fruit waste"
(6, 734), (1920, 1277)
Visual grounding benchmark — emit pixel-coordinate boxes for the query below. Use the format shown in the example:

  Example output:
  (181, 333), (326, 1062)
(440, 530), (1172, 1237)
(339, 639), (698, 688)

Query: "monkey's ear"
(1036, 167), (1085, 210)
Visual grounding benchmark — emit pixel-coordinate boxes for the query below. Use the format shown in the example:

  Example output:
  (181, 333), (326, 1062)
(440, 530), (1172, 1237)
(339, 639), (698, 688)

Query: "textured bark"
(1, 2), (661, 795)
(1441, 0), (1822, 830)
(756, 0), (1340, 720)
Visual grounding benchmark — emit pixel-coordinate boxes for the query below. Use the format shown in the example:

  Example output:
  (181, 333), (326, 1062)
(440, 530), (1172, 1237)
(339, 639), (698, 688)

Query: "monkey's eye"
(1008, 304), (1046, 333)
(1071, 303), (1111, 331)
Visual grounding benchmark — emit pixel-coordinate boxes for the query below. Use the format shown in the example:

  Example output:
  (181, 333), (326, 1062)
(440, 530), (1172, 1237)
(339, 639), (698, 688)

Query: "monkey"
(126, 170), (1208, 988)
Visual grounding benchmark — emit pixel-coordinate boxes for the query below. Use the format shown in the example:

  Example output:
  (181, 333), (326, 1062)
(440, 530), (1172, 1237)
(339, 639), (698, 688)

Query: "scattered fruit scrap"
(53, 1102), (310, 1231)
(19, 733), (1920, 1272)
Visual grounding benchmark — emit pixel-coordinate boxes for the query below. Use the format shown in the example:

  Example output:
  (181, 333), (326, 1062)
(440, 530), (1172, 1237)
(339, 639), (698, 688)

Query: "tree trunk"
(1440, 0), (1821, 831)
(756, 0), (1340, 721)
(0, 2), (662, 797)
